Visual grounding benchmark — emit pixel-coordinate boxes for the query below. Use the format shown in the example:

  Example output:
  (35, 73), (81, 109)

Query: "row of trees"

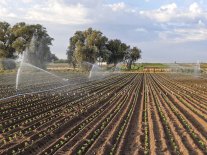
(67, 28), (141, 70)
(0, 22), (141, 70)
(0, 21), (56, 69)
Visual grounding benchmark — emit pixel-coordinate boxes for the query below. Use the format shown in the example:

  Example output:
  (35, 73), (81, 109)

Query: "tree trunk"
(72, 62), (76, 70)
(127, 61), (132, 70)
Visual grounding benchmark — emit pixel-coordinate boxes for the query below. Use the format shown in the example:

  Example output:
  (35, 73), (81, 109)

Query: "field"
(0, 71), (207, 155)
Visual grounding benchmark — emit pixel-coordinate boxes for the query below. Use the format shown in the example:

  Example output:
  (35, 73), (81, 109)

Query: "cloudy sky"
(0, 0), (207, 62)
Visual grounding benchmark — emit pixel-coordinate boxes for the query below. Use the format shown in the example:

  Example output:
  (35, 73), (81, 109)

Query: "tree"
(11, 22), (31, 54)
(106, 39), (129, 66)
(67, 31), (85, 69)
(67, 28), (108, 69)
(67, 27), (142, 70)
(0, 22), (16, 58)
(12, 23), (54, 68)
(27, 33), (53, 68)
(0, 22), (53, 68)
(48, 53), (59, 62)
(0, 22), (16, 69)
(0, 21), (54, 69)
(97, 46), (111, 66)
(124, 47), (141, 70)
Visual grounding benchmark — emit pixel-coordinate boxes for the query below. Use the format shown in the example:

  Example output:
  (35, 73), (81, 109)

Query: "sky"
(0, 0), (207, 63)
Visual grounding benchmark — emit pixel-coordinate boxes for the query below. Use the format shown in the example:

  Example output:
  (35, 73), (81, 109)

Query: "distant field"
(47, 63), (71, 69)
(201, 63), (207, 69)
(141, 63), (168, 68)
(1, 62), (205, 74)
(46, 62), (207, 73)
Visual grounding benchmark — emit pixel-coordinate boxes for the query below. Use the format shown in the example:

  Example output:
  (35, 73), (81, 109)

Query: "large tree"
(0, 22), (15, 58)
(67, 31), (84, 69)
(12, 23), (54, 68)
(106, 39), (129, 66)
(0, 22), (16, 69)
(0, 21), (54, 69)
(67, 27), (142, 70)
(124, 47), (141, 70)
(67, 28), (108, 69)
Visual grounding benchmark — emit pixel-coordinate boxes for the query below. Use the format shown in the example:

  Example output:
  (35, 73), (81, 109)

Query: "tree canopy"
(124, 47), (141, 70)
(106, 39), (129, 66)
(67, 28), (108, 69)
(0, 21), (56, 69)
(67, 28), (142, 70)
(0, 22), (15, 58)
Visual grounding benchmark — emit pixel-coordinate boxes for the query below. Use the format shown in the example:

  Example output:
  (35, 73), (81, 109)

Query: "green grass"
(201, 63), (207, 69)
(0, 69), (16, 74)
(141, 63), (168, 68)
(118, 63), (168, 71)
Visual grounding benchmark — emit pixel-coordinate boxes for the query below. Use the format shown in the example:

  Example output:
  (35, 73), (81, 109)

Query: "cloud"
(0, 8), (17, 18)
(135, 2), (207, 43)
(158, 27), (207, 43)
(135, 28), (147, 32)
(0, 0), (91, 25)
(64, 0), (104, 7)
(198, 19), (205, 27)
(25, 0), (90, 24)
(140, 3), (177, 22)
(141, 2), (207, 23)
(21, 0), (33, 3)
(0, 0), (7, 5)
(107, 2), (126, 12)
(0, 1), (17, 18)
(189, 2), (202, 14)
(1, 0), (207, 62)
